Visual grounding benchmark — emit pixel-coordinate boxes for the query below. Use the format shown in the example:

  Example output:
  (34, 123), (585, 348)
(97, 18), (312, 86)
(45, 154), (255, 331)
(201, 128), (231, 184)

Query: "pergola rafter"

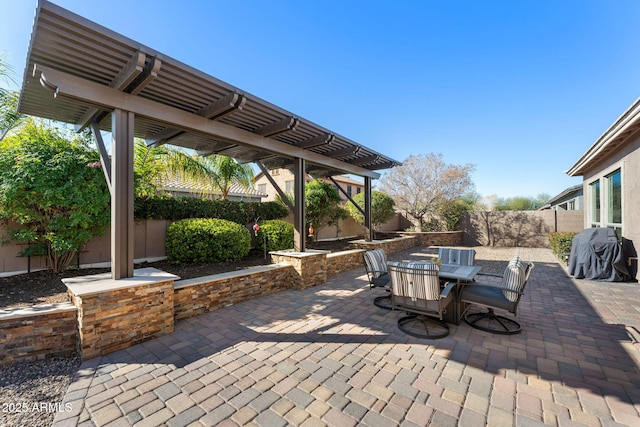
(19, 0), (400, 279)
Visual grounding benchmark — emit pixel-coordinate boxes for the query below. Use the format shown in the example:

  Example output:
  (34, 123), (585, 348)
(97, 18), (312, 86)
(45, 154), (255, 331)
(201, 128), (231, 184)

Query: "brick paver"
(53, 247), (640, 426)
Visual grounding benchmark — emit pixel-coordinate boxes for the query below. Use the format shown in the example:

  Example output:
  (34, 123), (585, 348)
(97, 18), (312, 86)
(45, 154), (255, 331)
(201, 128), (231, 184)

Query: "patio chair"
(388, 261), (456, 339)
(362, 249), (392, 309)
(438, 247), (476, 266)
(460, 257), (534, 335)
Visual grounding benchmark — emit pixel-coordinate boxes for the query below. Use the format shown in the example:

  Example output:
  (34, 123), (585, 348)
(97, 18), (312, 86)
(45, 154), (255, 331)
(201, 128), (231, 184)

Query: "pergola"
(18, 0), (400, 279)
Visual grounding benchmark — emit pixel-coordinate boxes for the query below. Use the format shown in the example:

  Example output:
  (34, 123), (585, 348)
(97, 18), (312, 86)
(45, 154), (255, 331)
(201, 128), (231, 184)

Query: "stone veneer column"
(270, 250), (328, 289)
(63, 267), (178, 360)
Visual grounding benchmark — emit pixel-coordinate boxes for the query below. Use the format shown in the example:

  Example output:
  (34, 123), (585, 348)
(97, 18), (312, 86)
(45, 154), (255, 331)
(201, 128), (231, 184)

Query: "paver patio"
(53, 246), (640, 426)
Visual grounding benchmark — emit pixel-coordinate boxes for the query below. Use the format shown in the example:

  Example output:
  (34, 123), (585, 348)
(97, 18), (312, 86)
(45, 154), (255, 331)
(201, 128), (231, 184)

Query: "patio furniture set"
(363, 248), (535, 339)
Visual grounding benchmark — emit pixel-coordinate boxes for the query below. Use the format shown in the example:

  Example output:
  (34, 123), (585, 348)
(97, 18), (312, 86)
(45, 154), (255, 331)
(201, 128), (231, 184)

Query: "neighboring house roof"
(567, 97), (640, 176)
(540, 184), (583, 210)
(161, 176), (267, 200)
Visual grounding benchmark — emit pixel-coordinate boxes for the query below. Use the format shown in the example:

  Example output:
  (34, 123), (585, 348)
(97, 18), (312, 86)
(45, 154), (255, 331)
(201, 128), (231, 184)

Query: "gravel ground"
(0, 355), (81, 427)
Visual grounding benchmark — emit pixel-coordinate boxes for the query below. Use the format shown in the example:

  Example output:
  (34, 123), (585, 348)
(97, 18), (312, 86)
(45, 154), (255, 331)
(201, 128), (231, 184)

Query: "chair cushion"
(388, 261), (440, 300)
(502, 257), (527, 302)
(438, 248), (476, 266)
(364, 249), (387, 278)
(461, 283), (515, 312)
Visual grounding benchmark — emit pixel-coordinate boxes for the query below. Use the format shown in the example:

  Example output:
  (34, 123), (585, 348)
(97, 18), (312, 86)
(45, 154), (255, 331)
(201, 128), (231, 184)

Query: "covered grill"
(568, 228), (631, 282)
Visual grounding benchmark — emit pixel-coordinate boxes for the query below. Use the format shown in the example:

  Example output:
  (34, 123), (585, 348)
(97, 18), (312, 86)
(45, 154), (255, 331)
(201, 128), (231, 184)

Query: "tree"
(0, 56), (25, 140)
(0, 119), (111, 272)
(437, 193), (479, 231)
(305, 180), (344, 240)
(493, 193), (550, 211)
(195, 154), (255, 200)
(377, 153), (475, 231)
(345, 190), (396, 235)
(133, 139), (209, 197)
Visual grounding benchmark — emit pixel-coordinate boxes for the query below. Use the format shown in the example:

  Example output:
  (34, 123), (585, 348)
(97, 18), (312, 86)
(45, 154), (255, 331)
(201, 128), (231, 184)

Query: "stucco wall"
(461, 210), (584, 247)
(581, 132), (640, 255)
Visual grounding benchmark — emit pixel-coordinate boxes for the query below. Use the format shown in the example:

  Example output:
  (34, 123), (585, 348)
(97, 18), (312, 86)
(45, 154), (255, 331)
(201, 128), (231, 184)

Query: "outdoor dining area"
(51, 245), (640, 426)
(363, 247), (534, 338)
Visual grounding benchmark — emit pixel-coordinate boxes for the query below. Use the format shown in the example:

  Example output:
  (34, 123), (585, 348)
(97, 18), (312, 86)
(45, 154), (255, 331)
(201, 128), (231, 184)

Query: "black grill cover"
(568, 228), (631, 281)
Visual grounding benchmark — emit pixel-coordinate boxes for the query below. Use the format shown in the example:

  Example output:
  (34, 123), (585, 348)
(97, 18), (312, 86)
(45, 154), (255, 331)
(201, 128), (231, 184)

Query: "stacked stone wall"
(0, 303), (76, 365)
(173, 264), (296, 321)
(325, 249), (366, 276)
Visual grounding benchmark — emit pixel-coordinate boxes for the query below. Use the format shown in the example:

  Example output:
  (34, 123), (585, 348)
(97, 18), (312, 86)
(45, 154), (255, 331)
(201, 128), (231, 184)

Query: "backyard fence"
(0, 210), (584, 276)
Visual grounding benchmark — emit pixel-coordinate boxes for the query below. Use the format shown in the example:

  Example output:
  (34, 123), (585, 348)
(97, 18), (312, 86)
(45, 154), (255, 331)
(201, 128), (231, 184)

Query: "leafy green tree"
(305, 179), (343, 241)
(437, 194), (479, 231)
(0, 119), (110, 272)
(345, 190), (396, 235)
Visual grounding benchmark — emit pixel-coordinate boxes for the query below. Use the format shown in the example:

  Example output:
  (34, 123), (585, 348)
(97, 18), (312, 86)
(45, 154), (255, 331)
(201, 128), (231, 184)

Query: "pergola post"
(111, 109), (135, 279)
(293, 157), (306, 252)
(364, 177), (373, 242)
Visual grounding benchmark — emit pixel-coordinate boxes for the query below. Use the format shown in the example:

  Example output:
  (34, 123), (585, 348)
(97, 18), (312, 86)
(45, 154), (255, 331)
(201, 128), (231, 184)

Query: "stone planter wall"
(174, 264), (296, 321)
(326, 249), (366, 276)
(270, 250), (329, 289)
(64, 268), (178, 360)
(0, 303), (77, 365)
(349, 236), (417, 253)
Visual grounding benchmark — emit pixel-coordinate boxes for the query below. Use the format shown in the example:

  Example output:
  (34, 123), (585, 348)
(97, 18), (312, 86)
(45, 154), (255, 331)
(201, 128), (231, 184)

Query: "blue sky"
(2, 0), (640, 200)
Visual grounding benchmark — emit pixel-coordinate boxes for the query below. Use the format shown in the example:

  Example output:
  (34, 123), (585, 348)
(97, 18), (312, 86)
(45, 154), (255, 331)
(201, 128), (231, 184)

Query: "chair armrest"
(366, 269), (388, 277)
(440, 281), (456, 298)
(475, 272), (503, 279)
(468, 281), (525, 295)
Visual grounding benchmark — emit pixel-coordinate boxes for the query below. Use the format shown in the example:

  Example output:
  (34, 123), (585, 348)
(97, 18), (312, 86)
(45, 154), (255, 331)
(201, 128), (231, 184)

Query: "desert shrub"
(135, 196), (288, 223)
(255, 220), (294, 252)
(166, 218), (251, 263)
(549, 232), (576, 261)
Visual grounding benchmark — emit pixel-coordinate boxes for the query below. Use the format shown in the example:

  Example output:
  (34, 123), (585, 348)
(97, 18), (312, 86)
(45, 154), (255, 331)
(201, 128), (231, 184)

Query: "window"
(347, 185), (352, 197)
(258, 184), (267, 194)
(590, 168), (622, 236)
(590, 180), (600, 226)
(356, 187), (361, 195)
(285, 180), (294, 194)
(605, 169), (622, 236)
(606, 169), (621, 224)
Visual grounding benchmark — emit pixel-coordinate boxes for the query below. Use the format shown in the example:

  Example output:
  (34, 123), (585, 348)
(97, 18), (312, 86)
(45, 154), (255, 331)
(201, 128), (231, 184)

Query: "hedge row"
(166, 218), (251, 263)
(134, 196), (289, 224)
(549, 231), (576, 262)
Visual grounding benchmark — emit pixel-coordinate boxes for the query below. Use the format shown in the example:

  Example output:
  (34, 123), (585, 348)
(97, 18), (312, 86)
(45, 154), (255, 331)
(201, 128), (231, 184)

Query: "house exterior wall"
(254, 169), (364, 202)
(581, 132), (640, 251)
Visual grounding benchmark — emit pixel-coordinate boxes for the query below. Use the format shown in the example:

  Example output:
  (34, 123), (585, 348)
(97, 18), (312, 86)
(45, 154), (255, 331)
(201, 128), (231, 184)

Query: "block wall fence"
(0, 210), (583, 277)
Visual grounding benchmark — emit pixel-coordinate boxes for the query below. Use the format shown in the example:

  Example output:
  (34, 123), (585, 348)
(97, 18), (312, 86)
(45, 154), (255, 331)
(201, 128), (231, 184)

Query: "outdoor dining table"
(438, 263), (481, 324)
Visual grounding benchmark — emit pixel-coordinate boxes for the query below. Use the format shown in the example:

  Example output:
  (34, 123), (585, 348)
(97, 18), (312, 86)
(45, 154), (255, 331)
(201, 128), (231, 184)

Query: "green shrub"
(549, 232), (576, 262)
(135, 196), (289, 223)
(166, 218), (251, 263)
(255, 220), (294, 252)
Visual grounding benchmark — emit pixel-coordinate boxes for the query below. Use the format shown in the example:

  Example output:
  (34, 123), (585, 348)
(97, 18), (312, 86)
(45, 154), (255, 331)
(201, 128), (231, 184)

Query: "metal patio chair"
(388, 261), (456, 339)
(460, 257), (534, 335)
(362, 249), (392, 309)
